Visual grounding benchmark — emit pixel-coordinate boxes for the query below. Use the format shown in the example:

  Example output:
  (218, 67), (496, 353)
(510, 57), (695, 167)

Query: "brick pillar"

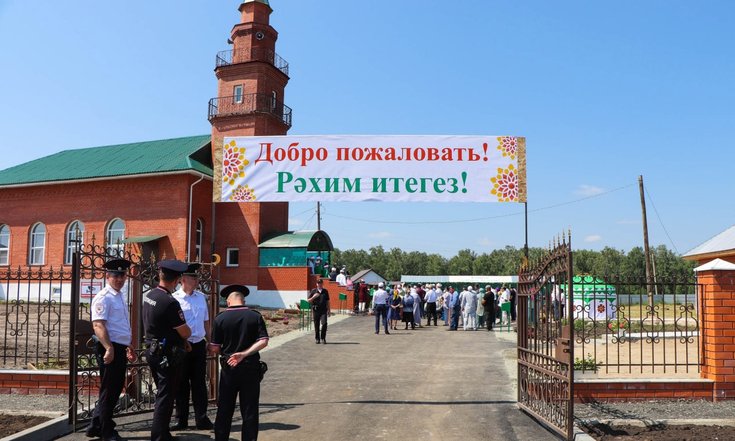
(697, 269), (735, 400)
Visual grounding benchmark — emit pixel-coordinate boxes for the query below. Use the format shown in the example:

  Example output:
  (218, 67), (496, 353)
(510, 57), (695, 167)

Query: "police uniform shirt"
(142, 286), (187, 347)
(91, 284), (132, 346)
(309, 287), (330, 312)
(173, 289), (209, 343)
(210, 307), (269, 361)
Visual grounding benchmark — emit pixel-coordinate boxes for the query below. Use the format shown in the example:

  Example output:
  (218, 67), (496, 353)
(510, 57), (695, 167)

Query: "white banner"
(218, 135), (526, 203)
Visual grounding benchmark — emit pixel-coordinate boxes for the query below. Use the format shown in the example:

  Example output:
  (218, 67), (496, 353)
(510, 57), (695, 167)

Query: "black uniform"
(310, 287), (330, 343)
(142, 286), (187, 441)
(211, 306), (269, 441)
(483, 291), (496, 330)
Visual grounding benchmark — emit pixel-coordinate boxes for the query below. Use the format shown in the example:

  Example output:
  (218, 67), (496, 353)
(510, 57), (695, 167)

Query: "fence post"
(696, 267), (735, 401)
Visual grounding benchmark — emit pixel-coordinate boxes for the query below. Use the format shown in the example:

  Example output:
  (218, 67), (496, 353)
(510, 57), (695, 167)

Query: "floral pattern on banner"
(496, 136), (517, 160)
(222, 140), (249, 186)
(490, 164), (518, 202)
(229, 184), (257, 202)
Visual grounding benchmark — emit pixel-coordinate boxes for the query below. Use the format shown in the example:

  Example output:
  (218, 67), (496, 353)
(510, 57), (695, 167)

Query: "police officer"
(307, 278), (330, 344)
(142, 259), (192, 441)
(208, 284), (269, 441)
(171, 263), (213, 431)
(86, 259), (135, 441)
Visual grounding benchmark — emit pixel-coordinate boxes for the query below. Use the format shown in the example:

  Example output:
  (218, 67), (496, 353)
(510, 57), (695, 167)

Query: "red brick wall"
(0, 371), (74, 395)
(575, 380), (714, 402)
(697, 270), (735, 400)
(258, 267), (311, 291)
(0, 174), (211, 267)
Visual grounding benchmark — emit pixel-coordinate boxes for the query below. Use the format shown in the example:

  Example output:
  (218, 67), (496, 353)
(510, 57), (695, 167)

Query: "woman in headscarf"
(389, 287), (402, 330)
(476, 287), (486, 329)
(402, 288), (416, 330)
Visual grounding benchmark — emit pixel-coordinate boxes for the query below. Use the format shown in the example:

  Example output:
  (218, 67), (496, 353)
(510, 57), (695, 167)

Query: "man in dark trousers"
(307, 278), (330, 344)
(172, 263), (213, 431)
(86, 259), (135, 441)
(142, 259), (192, 441)
(208, 284), (269, 441)
(483, 287), (496, 331)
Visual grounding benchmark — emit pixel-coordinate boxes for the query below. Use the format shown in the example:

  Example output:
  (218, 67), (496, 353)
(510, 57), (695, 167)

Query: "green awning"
(258, 230), (333, 251)
(122, 235), (166, 244)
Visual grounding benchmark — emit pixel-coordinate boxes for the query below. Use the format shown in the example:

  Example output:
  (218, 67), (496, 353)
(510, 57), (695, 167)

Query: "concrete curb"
(579, 418), (735, 427)
(0, 414), (71, 441)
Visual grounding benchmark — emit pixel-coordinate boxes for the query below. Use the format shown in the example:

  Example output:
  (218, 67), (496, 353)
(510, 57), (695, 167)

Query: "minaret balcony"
(208, 93), (292, 128)
(215, 48), (289, 77)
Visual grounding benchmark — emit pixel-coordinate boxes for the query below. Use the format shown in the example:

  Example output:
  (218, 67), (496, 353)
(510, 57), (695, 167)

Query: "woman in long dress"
(389, 289), (402, 330)
(402, 290), (415, 330)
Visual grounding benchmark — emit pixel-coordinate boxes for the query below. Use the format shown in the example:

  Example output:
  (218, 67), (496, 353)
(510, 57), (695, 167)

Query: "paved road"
(59, 315), (559, 440)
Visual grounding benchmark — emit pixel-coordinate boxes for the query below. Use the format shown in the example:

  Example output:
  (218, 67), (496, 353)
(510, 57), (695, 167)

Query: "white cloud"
(584, 234), (602, 243)
(288, 217), (304, 226)
(575, 185), (605, 197)
(478, 237), (493, 247)
(369, 231), (391, 239)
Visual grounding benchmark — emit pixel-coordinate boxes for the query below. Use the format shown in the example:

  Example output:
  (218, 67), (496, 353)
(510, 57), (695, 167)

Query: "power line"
(644, 186), (679, 254)
(324, 183), (636, 225)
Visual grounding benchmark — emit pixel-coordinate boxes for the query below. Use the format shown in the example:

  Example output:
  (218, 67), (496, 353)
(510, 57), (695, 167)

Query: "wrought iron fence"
(208, 93), (292, 127)
(572, 275), (700, 376)
(69, 238), (219, 428)
(0, 265), (73, 368)
(215, 47), (290, 76)
(518, 235), (574, 440)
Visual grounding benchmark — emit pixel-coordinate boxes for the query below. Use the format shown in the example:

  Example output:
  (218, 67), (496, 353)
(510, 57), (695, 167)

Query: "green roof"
(259, 230), (334, 251)
(0, 135), (212, 187)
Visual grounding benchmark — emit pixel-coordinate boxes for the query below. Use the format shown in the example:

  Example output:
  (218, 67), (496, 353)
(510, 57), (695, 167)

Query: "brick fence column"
(697, 268), (735, 401)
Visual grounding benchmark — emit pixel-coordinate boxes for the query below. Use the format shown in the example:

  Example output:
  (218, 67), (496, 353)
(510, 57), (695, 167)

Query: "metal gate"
(517, 233), (574, 440)
(68, 238), (219, 430)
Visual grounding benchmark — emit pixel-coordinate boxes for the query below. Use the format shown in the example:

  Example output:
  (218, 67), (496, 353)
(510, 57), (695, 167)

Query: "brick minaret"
(209, 0), (291, 287)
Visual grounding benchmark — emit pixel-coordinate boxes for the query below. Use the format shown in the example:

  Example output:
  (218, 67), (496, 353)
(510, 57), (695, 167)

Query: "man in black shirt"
(307, 278), (330, 344)
(208, 284), (269, 441)
(483, 288), (496, 331)
(142, 259), (192, 441)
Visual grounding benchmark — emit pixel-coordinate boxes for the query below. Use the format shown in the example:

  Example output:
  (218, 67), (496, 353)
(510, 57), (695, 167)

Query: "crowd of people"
(362, 282), (517, 333)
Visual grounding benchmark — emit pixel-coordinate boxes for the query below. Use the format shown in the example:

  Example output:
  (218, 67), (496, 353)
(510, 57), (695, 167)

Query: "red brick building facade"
(0, 0), (324, 308)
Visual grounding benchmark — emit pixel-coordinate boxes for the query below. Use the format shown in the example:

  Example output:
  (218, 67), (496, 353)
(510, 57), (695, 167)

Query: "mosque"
(0, 1), (334, 308)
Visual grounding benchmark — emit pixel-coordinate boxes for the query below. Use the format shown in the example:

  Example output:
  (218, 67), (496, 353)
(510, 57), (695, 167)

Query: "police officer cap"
(104, 259), (131, 275)
(220, 284), (250, 299)
(157, 259), (188, 274)
(183, 263), (201, 276)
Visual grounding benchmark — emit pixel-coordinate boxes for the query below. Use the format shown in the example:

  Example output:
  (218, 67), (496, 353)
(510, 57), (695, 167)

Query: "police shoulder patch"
(95, 301), (105, 315)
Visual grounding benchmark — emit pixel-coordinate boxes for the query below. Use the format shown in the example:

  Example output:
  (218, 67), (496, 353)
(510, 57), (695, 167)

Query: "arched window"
(29, 223), (46, 265)
(106, 218), (126, 257)
(0, 224), (9, 266)
(65, 220), (85, 265)
(195, 218), (204, 262)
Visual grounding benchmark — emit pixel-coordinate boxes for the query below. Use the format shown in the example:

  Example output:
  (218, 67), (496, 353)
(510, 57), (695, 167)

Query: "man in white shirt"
(336, 268), (347, 286)
(86, 259), (136, 440)
(424, 284), (439, 326)
(372, 282), (391, 335)
(460, 286), (478, 331)
(172, 263), (213, 431)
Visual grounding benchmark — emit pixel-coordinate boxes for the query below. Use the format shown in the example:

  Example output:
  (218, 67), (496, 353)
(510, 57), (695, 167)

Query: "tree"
(447, 249), (476, 275)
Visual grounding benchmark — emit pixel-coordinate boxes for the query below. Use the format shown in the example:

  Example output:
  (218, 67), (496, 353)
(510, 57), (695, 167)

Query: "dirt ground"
(582, 423), (735, 440)
(0, 414), (51, 438)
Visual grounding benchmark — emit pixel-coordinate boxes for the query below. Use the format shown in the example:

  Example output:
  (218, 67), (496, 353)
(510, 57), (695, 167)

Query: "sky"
(1, 0), (734, 258)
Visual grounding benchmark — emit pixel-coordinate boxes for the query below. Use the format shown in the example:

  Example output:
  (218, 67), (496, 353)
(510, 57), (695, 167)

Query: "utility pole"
(639, 175), (654, 304)
(317, 202), (321, 231)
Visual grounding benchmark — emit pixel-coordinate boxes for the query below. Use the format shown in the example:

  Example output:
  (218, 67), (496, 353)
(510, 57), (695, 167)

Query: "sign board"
(215, 135), (526, 203)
